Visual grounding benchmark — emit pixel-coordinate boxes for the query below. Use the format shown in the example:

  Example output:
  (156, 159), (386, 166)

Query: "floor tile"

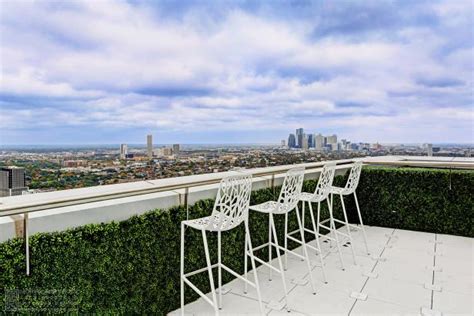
(433, 290), (474, 315)
(434, 271), (473, 296)
(350, 297), (419, 315)
(173, 292), (269, 315)
(363, 277), (432, 308)
(286, 282), (356, 315)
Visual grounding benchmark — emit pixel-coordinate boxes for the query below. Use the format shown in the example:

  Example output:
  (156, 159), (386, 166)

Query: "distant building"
(326, 134), (337, 151)
(120, 144), (128, 160)
(63, 160), (87, 167)
(296, 128), (304, 148)
(163, 147), (173, 156)
(288, 134), (296, 148)
(281, 140), (286, 147)
(307, 134), (314, 148)
(326, 134), (337, 145)
(172, 144), (180, 155)
(0, 166), (27, 197)
(315, 134), (324, 150)
(302, 134), (309, 150)
(426, 143), (433, 156)
(147, 134), (153, 158)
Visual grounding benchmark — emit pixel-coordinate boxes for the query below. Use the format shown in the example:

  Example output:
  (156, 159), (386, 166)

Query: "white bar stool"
(180, 174), (264, 316)
(328, 161), (370, 258)
(292, 161), (344, 278)
(247, 167), (316, 311)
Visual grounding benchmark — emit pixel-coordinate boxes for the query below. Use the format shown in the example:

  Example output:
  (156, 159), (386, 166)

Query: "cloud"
(0, 0), (473, 144)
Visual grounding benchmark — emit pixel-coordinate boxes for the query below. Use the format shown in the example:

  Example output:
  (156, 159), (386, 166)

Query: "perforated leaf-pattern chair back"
(276, 167), (305, 214)
(313, 162), (336, 200)
(207, 173), (252, 231)
(344, 161), (363, 193)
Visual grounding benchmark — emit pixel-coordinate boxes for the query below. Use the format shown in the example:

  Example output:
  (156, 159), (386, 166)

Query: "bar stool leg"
(270, 212), (289, 310)
(244, 227), (249, 293)
(202, 230), (218, 315)
(218, 230), (223, 309)
(309, 201), (327, 283)
(329, 193), (334, 248)
(295, 205), (317, 295)
(328, 197), (345, 271)
(354, 192), (370, 255)
(284, 212), (288, 270)
(268, 215), (273, 281)
(340, 193), (357, 265)
(180, 223), (185, 316)
(245, 221), (265, 314)
(300, 202), (306, 259)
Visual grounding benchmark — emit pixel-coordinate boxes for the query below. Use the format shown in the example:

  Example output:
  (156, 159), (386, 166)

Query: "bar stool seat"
(299, 192), (326, 203)
(183, 213), (236, 231)
(249, 201), (292, 214)
(329, 186), (347, 195)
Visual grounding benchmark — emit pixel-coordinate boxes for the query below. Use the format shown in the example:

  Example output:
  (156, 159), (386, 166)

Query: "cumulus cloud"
(0, 0), (472, 144)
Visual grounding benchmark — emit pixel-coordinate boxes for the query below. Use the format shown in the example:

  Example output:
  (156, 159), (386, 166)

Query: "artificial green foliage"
(0, 167), (472, 314)
(354, 167), (474, 237)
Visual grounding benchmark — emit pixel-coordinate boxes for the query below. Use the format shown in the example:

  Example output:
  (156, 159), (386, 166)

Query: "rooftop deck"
(171, 226), (473, 315)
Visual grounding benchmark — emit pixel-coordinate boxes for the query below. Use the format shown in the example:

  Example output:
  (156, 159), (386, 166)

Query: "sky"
(0, 0), (473, 145)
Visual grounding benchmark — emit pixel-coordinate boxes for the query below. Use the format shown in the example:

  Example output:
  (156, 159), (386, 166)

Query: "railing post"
(271, 174), (275, 198)
(184, 187), (189, 220)
(24, 212), (30, 276)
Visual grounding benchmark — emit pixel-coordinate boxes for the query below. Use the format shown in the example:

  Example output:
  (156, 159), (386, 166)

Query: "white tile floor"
(170, 226), (473, 316)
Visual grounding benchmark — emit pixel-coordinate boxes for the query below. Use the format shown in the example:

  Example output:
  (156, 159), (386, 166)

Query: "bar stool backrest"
(313, 162), (336, 200)
(276, 167), (305, 214)
(209, 173), (253, 231)
(344, 161), (363, 193)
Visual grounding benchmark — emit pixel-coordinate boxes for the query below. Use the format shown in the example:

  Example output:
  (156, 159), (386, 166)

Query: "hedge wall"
(0, 167), (472, 313)
(355, 167), (474, 237)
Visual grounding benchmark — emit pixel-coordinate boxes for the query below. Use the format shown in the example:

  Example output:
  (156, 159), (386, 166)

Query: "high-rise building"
(307, 134), (314, 148)
(172, 144), (180, 155)
(315, 133), (324, 150)
(120, 144), (128, 160)
(147, 134), (153, 158)
(326, 134), (337, 146)
(281, 140), (286, 147)
(296, 128), (304, 148)
(302, 134), (309, 150)
(427, 143), (433, 156)
(0, 166), (27, 197)
(288, 134), (296, 148)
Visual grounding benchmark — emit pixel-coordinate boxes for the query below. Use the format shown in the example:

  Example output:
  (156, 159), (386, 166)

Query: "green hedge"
(0, 167), (472, 313)
(354, 167), (474, 237)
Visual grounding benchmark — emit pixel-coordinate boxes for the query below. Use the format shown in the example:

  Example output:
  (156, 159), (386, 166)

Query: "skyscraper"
(296, 128), (304, 148)
(172, 144), (180, 155)
(288, 134), (296, 148)
(147, 134), (153, 158)
(302, 134), (309, 150)
(326, 134), (337, 145)
(0, 166), (27, 197)
(315, 134), (324, 150)
(120, 144), (128, 160)
(307, 134), (314, 148)
(427, 144), (433, 156)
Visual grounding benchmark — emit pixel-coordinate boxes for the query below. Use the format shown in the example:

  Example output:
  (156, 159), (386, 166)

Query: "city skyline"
(1, 1), (473, 145)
